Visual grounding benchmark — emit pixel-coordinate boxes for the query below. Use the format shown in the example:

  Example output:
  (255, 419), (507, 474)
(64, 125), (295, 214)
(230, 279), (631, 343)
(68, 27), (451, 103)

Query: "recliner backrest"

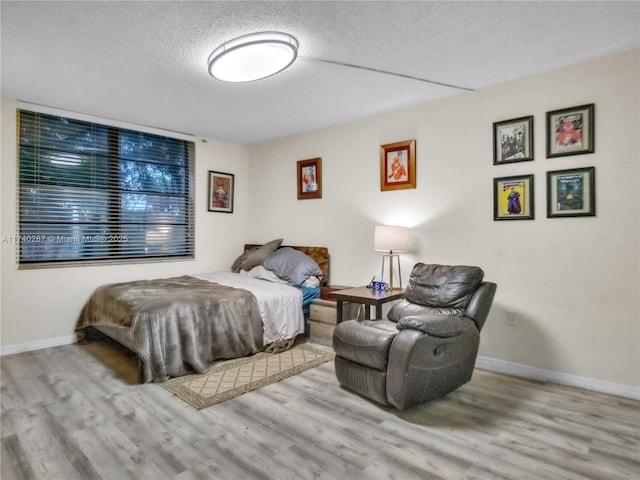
(404, 263), (484, 313)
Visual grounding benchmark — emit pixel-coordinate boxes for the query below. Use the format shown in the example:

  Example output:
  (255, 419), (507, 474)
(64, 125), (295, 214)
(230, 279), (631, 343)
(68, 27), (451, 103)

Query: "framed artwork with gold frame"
(380, 139), (416, 191)
(297, 157), (322, 200)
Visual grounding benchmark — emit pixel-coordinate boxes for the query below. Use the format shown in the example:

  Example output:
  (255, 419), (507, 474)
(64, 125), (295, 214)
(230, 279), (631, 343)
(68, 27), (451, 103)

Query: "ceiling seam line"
(298, 56), (475, 92)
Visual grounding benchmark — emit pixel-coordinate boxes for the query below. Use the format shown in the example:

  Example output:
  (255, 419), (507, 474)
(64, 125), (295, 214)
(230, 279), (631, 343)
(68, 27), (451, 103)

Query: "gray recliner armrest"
(465, 282), (497, 331)
(396, 314), (478, 338)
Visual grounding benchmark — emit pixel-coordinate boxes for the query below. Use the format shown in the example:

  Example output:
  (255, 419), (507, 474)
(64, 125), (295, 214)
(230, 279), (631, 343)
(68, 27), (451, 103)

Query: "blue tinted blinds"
(17, 109), (195, 267)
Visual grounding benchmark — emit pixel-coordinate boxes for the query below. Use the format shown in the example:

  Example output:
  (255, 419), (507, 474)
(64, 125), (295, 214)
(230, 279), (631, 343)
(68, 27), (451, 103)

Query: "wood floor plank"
(1, 341), (639, 480)
(7, 405), (90, 480)
(1, 433), (37, 480)
(380, 413), (586, 480)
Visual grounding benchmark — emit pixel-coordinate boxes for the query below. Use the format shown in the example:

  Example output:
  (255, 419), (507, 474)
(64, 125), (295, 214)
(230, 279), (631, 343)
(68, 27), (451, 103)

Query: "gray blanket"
(77, 275), (264, 383)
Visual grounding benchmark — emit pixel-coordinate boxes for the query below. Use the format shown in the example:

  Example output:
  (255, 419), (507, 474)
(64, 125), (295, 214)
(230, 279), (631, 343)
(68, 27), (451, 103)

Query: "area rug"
(162, 344), (334, 409)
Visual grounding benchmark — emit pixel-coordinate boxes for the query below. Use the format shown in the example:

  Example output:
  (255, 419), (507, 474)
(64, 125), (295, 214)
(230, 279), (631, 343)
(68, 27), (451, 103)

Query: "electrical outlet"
(506, 310), (517, 326)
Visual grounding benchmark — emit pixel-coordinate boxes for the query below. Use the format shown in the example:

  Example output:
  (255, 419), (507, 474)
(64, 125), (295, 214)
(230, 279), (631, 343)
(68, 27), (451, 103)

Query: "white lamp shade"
(374, 225), (409, 252)
(208, 32), (298, 83)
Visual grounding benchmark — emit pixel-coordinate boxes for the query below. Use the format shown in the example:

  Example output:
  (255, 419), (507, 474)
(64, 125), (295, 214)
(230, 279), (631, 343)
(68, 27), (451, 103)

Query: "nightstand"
(332, 286), (405, 323)
(309, 285), (357, 346)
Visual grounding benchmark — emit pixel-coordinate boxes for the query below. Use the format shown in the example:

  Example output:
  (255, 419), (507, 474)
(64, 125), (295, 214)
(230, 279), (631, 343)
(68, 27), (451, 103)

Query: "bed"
(76, 241), (329, 383)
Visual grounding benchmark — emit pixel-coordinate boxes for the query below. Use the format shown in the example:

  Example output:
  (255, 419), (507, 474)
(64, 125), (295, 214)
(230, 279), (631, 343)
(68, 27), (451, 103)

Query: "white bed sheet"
(192, 272), (305, 345)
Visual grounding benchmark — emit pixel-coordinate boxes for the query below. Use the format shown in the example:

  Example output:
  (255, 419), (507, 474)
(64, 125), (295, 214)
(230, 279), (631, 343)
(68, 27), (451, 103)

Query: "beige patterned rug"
(162, 344), (334, 409)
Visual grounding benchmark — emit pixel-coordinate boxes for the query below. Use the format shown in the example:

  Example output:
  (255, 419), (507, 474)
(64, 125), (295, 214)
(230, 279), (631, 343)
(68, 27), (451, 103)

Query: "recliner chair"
(332, 263), (497, 410)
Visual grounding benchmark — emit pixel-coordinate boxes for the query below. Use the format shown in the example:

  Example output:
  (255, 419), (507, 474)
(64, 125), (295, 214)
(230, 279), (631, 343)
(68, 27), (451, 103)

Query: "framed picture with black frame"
(493, 115), (534, 165)
(546, 103), (595, 158)
(493, 174), (535, 220)
(546, 167), (595, 218)
(208, 170), (234, 213)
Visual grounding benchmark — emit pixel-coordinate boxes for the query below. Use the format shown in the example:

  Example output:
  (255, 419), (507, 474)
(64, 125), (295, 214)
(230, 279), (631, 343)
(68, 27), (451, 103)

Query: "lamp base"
(380, 254), (402, 290)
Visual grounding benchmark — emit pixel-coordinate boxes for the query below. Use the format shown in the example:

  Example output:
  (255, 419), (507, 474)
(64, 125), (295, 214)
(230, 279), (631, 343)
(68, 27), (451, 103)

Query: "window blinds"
(17, 109), (195, 267)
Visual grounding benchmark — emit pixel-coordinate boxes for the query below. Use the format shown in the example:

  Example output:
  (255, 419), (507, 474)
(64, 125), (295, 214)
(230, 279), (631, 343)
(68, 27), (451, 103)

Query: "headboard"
(244, 244), (329, 286)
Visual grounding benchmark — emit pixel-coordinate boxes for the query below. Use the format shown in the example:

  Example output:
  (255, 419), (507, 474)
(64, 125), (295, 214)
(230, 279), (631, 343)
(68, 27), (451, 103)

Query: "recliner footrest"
(333, 320), (397, 371)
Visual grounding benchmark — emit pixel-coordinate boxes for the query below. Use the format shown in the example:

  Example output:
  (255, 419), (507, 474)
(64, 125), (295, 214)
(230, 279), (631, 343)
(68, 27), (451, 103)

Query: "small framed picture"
(546, 167), (595, 218)
(297, 157), (322, 200)
(493, 115), (534, 165)
(208, 170), (234, 213)
(546, 104), (595, 158)
(380, 139), (416, 191)
(493, 174), (535, 221)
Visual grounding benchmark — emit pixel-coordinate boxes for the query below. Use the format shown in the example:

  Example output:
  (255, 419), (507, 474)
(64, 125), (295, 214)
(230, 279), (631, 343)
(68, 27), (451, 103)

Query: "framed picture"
(380, 139), (416, 191)
(546, 167), (595, 218)
(493, 115), (534, 165)
(297, 157), (322, 200)
(208, 170), (234, 213)
(493, 174), (535, 220)
(546, 103), (595, 157)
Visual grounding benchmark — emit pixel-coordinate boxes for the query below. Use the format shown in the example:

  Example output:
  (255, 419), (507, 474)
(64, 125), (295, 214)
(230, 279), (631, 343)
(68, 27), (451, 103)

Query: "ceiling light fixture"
(208, 32), (299, 83)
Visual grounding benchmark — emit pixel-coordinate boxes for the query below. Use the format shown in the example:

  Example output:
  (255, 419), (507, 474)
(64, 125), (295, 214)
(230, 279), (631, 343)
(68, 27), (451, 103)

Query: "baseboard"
(476, 355), (640, 401)
(0, 334), (77, 356)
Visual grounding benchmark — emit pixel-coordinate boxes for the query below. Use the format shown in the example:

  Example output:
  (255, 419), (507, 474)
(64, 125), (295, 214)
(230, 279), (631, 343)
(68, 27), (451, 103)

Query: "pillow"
(243, 265), (290, 284)
(231, 250), (250, 273)
(230, 238), (283, 273)
(301, 276), (321, 288)
(263, 247), (323, 286)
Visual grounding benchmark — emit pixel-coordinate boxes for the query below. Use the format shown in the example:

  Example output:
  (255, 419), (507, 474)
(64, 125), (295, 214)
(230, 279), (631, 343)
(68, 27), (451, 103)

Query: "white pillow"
(244, 265), (290, 284)
(302, 276), (321, 288)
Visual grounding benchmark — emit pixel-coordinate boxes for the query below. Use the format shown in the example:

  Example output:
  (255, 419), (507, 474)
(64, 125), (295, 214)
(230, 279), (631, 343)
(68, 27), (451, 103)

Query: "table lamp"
(374, 225), (409, 290)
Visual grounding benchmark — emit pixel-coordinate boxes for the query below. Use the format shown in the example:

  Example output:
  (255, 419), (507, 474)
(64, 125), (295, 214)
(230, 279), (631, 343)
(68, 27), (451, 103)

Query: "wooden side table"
(333, 286), (405, 323)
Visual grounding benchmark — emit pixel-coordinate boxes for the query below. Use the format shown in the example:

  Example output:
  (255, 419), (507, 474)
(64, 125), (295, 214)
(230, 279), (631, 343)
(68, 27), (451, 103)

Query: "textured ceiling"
(2, 1), (639, 145)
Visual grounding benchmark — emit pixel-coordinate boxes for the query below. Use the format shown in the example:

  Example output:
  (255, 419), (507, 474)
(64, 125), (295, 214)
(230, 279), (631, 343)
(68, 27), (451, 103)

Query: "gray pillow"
(230, 249), (250, 273)
(238, 238), (283, 271)
(263, 247), (323, 286)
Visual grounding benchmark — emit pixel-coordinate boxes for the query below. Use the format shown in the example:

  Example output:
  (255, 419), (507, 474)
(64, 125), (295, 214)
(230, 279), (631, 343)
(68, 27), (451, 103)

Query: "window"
(17, 109), (195, 267)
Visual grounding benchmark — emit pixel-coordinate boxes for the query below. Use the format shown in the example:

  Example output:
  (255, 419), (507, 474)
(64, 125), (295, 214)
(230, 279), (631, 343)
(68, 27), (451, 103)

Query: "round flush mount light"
(208, 32), (299, 83)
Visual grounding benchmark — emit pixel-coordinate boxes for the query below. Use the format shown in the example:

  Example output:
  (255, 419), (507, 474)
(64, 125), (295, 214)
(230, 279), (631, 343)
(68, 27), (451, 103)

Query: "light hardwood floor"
(1, 340), (639, 480)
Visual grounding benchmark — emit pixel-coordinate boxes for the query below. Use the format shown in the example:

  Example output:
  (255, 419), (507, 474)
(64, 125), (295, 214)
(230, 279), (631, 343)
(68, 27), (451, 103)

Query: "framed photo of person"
(297, 157), (322, 200)
(546, 104), (595, 158)
(493, 115), (534, 165)
(380, 139), (416, 191)
(208, 171), (234, 213)
(493, 174), (535, 220)
(546, 167), (595, 218)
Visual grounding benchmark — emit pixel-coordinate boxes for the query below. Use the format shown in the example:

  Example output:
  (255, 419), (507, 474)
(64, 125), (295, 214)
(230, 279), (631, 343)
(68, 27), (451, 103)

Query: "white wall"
(0, 98), (252, 351)
(248, 50), (640, 389)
